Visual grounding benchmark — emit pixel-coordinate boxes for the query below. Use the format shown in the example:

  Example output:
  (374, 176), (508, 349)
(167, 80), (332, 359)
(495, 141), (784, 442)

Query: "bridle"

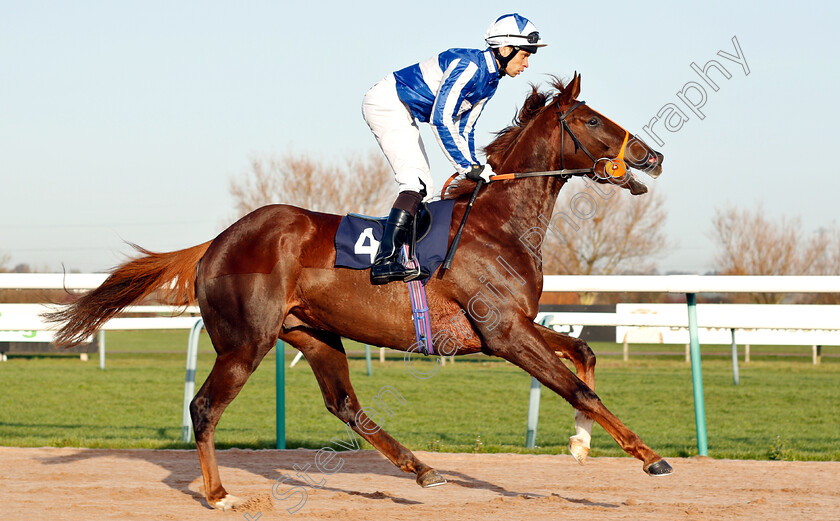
(558, 100), (630, 178)
(441, 99), (631, 269)
(557, 100), (597, 174)
(490, 99), (630, 182)
(442, 99), (633, 269)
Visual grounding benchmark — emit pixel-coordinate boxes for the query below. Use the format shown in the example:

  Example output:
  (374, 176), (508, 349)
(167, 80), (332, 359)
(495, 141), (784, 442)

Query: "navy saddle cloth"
(334, 199), (456, 282)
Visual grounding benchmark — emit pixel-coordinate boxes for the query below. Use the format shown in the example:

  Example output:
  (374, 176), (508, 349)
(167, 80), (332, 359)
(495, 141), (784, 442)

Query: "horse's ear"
(569, 72), (581, 99)
(558, 71), (582, 102)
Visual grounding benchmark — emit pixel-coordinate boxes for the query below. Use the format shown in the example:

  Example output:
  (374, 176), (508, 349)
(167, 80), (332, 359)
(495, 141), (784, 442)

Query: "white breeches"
(362, 74), (434, 200)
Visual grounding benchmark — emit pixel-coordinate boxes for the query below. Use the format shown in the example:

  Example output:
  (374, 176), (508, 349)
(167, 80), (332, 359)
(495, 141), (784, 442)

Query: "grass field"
(0, 330), (838, 461)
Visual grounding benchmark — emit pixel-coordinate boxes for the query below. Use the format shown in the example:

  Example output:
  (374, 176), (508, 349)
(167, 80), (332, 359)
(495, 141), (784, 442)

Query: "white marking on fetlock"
(569, 410), (594, 465)
(213, 494), (242, 511)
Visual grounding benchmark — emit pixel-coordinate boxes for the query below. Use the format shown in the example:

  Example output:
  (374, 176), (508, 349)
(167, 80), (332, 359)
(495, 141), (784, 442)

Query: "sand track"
(1, 447), (837, 520)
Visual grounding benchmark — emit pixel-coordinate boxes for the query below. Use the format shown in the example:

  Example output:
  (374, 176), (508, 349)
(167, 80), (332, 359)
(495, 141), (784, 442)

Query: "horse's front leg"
(486, 316), (672, 476)
(285, 328), (447, 488)
(536, 324), (596, 465)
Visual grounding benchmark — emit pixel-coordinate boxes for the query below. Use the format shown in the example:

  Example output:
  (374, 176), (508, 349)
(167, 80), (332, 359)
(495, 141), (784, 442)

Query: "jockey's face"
(500, 47), (531, 77)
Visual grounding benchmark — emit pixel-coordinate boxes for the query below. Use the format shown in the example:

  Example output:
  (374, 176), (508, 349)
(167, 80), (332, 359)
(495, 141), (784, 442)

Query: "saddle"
(334, 199), (456, 356)
(348, 202), (434, 244)
(334, 199), (454, 280)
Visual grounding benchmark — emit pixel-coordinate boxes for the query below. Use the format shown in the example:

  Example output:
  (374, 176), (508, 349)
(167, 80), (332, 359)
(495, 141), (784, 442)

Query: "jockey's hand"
(465, 164), (494, 183)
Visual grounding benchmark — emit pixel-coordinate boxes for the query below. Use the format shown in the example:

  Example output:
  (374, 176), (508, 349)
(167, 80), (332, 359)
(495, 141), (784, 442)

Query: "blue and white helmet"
(485, 13), (547, 54)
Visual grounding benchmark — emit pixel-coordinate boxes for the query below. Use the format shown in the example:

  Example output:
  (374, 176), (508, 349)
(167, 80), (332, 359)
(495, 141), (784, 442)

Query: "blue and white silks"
(393, 48), (500, 174)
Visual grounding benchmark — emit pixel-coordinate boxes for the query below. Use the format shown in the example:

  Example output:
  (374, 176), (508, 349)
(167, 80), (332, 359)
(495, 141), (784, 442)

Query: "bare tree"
(709, 204), (832, 303)
(0, 257), (48, 274)
(229, 149), (394, 219)
(809, 225), (840, 304)
(541, 180), (671, 304)
(813, 225), (840, 275)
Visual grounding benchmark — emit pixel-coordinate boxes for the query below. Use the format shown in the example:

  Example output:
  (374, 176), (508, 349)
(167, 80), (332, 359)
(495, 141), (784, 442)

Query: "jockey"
(363, 13), (547, 284)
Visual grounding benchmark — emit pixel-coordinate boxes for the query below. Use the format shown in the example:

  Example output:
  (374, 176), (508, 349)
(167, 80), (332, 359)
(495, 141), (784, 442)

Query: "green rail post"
(525, 376), (541, 448)
(686, 293), (708, 456)
(276, 340), (286, 449)
(730, 328), (740, 386)
(98, 330), (106, 370)
(365, 344), (372, 376)
(181, 318), (204, 443)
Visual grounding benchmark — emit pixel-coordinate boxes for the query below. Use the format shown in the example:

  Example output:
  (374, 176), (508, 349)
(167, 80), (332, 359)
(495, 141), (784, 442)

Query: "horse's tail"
(42, 241), (213, 347)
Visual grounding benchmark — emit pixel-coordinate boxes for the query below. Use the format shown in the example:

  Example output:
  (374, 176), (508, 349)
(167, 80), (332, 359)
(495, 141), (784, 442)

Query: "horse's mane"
(443, 76), (567, 199)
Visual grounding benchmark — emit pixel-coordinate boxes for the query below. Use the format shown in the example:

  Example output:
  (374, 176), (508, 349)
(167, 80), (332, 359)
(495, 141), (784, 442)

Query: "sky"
(2, 1), (839, 274)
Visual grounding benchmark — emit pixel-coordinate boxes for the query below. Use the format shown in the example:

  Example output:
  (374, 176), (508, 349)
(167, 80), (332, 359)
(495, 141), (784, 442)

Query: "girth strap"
(401, 244), (435, 356)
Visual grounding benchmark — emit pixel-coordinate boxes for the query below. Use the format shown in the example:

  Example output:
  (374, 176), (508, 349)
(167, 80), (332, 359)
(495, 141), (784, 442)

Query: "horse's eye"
(587, 117), (599, 126)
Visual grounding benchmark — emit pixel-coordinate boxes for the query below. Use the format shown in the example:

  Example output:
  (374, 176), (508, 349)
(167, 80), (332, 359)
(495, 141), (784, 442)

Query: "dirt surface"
(1, 447), (838, 520)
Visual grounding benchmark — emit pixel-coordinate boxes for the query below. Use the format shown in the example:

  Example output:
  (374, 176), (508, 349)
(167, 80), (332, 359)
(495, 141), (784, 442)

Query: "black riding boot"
(370, 208), (427, 284)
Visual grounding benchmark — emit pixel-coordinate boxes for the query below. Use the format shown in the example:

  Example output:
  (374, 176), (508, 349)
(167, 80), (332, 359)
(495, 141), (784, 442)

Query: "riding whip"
(441, 178), (484, 270)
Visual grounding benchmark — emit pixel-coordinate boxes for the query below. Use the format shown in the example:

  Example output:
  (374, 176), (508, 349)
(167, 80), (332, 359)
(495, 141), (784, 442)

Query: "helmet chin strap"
(492, 47), (520, 78)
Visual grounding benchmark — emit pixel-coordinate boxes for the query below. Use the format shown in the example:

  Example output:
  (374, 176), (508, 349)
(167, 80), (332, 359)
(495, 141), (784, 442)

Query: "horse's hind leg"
(537, 324), (596, 465)
(284, 328), (446, 488)
(486, 316), (672, 476)
(190, 339), (275, 510)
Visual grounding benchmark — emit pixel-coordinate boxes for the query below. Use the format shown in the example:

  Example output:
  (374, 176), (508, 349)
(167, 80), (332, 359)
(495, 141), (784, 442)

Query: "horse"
(45, 73), (671, 511)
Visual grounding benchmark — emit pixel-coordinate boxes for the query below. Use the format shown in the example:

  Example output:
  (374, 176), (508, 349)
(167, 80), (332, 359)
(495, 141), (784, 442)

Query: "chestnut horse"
(46, 73), (671, 510)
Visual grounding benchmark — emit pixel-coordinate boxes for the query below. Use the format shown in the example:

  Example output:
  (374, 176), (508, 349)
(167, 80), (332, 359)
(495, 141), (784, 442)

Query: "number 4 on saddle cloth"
(334, 199), (456, 356)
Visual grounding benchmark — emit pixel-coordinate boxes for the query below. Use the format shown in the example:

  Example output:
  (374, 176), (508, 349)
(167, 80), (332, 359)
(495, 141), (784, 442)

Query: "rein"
(488, 168), (593, 181)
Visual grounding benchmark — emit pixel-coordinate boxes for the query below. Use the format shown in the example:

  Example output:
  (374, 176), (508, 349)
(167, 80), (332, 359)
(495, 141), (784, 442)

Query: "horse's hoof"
(643, 459), (674, 477)
(568, 438), (590, 465)
(212, 493), (243, 511)
(417, 468), (447, 488)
